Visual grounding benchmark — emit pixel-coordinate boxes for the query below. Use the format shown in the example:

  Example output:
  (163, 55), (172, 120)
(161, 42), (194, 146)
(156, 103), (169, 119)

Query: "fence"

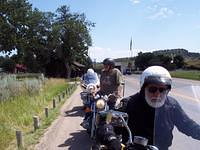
(15, 83), (77, 149)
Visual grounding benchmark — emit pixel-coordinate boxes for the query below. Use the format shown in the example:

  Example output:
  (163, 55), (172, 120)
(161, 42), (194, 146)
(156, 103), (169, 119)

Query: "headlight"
(86, 84), (96, 93)
(96, 99), (105, 109)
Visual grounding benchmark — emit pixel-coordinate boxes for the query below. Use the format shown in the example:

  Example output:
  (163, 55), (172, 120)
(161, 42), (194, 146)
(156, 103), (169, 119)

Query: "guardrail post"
(53, 99), (56, 108)
(16, 130), (24, 148)
(33, 116), (40, 130)
(66, 88), (69, 96)
(62, 92), (65, 99)
(58, 94), (62, 102)
(45, 107), (49, 117)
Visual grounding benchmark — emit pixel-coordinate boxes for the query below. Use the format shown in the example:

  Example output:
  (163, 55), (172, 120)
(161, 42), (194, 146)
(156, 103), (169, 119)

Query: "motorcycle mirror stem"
(120, 115), (133, 145)
(146, 145), (159, 150)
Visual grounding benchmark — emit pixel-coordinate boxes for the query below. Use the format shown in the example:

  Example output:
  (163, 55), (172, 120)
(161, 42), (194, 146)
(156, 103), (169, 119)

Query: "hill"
(114, 48), (200, 70)
(152, 48), (200, 59)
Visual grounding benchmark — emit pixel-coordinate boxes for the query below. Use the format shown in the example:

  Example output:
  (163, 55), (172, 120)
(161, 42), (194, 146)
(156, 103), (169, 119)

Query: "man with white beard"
(96, 66), (200, 150)
(120, 66), (200, 150)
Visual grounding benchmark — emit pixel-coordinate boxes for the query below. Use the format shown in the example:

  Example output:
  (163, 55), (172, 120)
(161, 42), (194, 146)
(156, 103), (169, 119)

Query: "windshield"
(82, 73), (99, 85)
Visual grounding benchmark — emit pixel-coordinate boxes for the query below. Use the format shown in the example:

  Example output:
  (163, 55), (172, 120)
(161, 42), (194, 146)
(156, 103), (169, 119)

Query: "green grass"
(170, 70), (200, 81)
(0, 78), (76, 150)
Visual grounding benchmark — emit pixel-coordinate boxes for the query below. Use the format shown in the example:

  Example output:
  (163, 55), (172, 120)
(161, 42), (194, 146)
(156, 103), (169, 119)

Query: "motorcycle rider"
(94, 58), (123, 149)
(120, 65), (200, 150)
(81, 68), (100, 86)
(99, 58), (123, 109)
(80, 68), (99, 129)
(96, 65), (200, 150)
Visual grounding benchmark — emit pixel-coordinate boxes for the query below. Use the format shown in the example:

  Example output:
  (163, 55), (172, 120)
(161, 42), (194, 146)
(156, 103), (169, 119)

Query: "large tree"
(51, 5), (94, 78)
(0, 0), (32, 53)
(21, 10), (55, 72)
(0, 0), (53, 72)
(0, 2), (94, 76)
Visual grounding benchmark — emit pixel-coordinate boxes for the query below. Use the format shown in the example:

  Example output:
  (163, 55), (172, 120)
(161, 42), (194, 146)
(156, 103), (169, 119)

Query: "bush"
(0, 74), (44, 101)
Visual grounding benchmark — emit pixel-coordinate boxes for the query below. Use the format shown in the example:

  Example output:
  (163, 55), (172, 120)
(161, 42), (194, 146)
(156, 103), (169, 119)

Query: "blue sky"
(29, 0), (200, 62)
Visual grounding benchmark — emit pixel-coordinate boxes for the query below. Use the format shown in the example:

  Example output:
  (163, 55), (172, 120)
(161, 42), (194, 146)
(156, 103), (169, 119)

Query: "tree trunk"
(65, 62), (71, 79)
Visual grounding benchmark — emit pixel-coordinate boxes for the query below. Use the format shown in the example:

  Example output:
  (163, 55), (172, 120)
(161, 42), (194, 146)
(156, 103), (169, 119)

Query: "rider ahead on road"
(99, 58), (123, 109)
(81, 68), (99, 86)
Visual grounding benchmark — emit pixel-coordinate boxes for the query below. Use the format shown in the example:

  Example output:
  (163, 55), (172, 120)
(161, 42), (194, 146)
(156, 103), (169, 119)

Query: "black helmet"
(103, 58), (115, 67)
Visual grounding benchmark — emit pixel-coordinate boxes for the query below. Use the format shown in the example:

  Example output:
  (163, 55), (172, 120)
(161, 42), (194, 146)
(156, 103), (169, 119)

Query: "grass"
(0, 78), (76, 150)
(170, 70), (200, 81)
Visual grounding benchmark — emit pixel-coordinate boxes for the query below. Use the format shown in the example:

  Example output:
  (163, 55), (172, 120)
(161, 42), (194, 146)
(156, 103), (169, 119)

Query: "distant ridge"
(152, 48), (200, 58)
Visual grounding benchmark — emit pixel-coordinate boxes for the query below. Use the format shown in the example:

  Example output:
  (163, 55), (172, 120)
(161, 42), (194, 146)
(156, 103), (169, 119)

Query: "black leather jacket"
(122, 91), (200, 150)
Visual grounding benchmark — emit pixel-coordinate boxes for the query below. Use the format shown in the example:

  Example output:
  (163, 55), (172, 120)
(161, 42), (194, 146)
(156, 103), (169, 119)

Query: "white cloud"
(129, 0), (141, 4)
(151, 0), (161, 2)
(88, 46), (132, 62)
(147, 4), (159, 11)
(149, 7), (174, 20)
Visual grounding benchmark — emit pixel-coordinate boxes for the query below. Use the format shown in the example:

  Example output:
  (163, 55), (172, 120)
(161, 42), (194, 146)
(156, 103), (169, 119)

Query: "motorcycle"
(91, 77), (200, 150)
(80, 83), (99, 107)
(92, 109), (159, 150)
(80, 82), (111, 138)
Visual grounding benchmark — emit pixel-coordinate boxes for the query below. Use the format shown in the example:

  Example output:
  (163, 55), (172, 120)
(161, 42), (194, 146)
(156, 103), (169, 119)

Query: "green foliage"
(0, 1), (94, 76)
(134, 51), (185, 70)
(170, 70), (200, 81)
(173, 55), (184, 68)
(50, 5), (94, 78)
(0, 0), (32, 52)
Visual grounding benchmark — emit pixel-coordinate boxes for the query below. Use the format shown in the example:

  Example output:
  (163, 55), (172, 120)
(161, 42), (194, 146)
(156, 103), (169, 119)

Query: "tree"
(20, 10), (55, 72)
(134, 52), (155, 70)
(0, 0), (32, 53)
(174, 55), (184, 68)
(0, 3), (95, 76)
(51, 5), (95, 78)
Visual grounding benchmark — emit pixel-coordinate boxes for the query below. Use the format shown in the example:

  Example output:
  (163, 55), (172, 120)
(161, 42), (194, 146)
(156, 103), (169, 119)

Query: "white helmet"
(87, 68), (94, 75)
(140, 66), (172, 89)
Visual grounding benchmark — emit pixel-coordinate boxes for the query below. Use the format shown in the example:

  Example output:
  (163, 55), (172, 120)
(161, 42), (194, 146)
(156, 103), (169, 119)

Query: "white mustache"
(151, 97), (161, 101)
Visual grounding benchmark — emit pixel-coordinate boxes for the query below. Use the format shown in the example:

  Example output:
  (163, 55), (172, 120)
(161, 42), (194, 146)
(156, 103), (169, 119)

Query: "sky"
(28, 0), (200, 62)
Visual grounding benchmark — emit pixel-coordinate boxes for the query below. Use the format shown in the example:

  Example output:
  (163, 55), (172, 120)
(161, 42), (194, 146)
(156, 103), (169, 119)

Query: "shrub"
(0, 74), (44, 101)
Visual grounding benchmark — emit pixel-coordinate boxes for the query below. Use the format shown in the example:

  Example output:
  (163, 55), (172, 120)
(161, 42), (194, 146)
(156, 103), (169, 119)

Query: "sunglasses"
(147, 86), (168, 94)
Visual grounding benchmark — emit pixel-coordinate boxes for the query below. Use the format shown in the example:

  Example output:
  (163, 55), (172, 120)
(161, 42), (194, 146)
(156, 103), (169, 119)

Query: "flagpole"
(130, 37), (133, 58)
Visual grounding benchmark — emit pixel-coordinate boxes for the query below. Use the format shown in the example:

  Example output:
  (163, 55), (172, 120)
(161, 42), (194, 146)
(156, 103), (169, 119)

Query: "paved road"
(35, 76), (200, 150)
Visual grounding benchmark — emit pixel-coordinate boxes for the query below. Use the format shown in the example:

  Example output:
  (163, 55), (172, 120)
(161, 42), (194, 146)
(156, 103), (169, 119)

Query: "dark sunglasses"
(147, 86), (168, 94)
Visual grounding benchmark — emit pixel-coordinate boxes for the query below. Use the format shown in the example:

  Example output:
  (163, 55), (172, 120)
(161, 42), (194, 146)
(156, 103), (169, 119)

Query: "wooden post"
(33, 116), (40, 130)
(45, 107), (49, 117)
(69, 87), (71, 93)
(53, 99), (56, 108)
(58, 94), (62, 102)
(62, 92), (65, 99)
(66, 88), (69, 96)
(16, 130), (24, 148)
